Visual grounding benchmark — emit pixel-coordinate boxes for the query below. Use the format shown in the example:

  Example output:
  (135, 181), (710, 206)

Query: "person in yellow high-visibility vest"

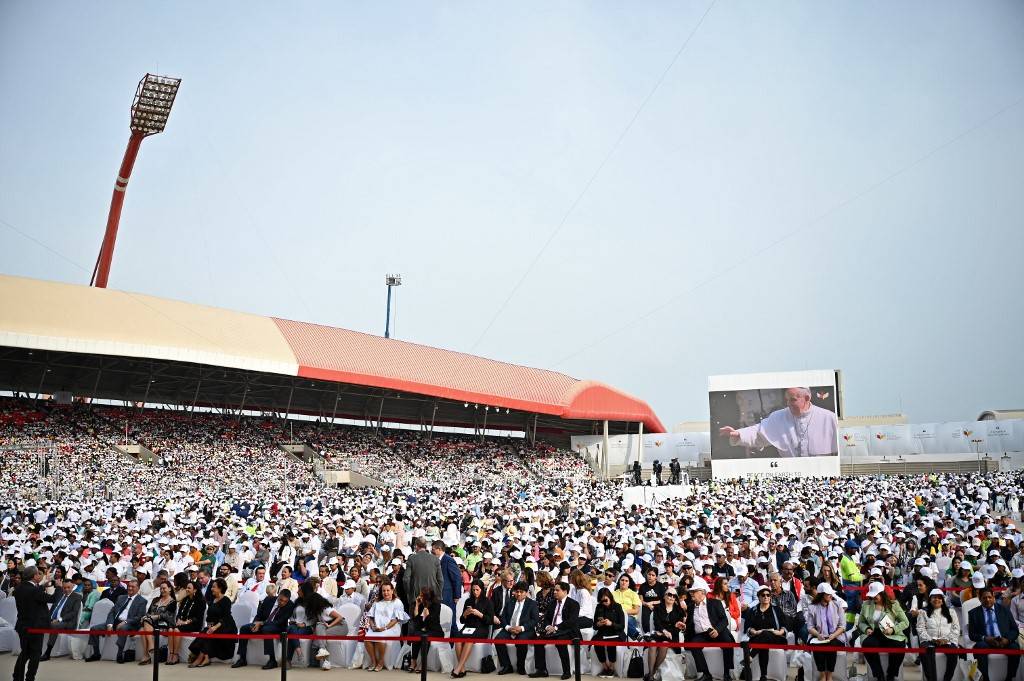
(840, 538), (864, 627)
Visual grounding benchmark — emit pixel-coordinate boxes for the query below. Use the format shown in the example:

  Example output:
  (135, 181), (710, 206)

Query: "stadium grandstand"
(0, 274), (663, 453)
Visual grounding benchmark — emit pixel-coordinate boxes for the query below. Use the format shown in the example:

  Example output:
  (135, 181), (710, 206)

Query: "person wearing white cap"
(805, 582), (846, 681)
(855, 581), (910, 681)
(684, 577), (735, 681)
(916, 588), (959, 681)
(1009, 568), (1024, 635)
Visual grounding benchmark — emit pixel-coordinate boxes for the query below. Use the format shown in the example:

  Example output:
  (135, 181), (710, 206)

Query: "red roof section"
(273, 318), (665, 433)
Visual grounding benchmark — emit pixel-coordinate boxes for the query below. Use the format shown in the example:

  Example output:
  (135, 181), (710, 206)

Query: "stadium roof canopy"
(0, 275), (665, 441)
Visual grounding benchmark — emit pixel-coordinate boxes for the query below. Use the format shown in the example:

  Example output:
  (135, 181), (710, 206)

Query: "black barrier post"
(420, 634), (429, 681)
(280, 631), (288, 681)
(572, 638), (582, 681)
(740, 642), (752, 681)
(152, 628), (160, 681)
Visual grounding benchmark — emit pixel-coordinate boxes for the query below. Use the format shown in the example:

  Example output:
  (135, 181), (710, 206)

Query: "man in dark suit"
(530, 582), (580, 680)
(967, 587), (1020, 681)
(13, 566), (52, 681)
(495, 582), (539, 675)
(490, 571), (516, 628)
(684, 578), (735, 681)
(233, 585), (295, 669)
(85, 578), (149, 663)
(432, 540), (463, 633)
(100, 569), (126, 603)
(40, 579), (83, 661)
(403, 537), (442, 604)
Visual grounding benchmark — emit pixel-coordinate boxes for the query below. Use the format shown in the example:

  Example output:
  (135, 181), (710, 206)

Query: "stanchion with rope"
(420, 633), (429, 681)
(153, 627), (160, 681)
(573, 637), (582, 681)
(280, 630), (288, 681)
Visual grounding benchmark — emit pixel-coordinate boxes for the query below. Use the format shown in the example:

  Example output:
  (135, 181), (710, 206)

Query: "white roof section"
(0, 274), (299, 376)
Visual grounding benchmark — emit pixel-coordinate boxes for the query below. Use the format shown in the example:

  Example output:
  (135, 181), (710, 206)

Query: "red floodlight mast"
(91, 74), (181, 288)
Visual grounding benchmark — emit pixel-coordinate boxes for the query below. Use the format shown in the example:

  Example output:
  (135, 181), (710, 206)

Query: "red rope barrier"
(24, 627), (1024, 657)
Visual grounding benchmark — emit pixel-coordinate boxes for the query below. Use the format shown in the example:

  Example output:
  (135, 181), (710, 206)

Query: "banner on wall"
(838, 419), (1022, 457)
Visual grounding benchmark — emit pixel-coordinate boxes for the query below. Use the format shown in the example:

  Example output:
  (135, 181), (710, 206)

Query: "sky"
(1, 1), (1022, 428)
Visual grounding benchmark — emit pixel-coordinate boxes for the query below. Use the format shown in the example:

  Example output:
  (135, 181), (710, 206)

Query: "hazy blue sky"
(2, 2), (1022, 428)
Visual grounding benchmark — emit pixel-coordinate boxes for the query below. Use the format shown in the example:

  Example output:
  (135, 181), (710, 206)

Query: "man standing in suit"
(40, 578), (83, 661)
(85, 578), (149, 663)
(13, 566), (52, 681)
(684, 577), (735, 681)
(495, 582), (539, 675)
(968, 587), (1020, 681)
(651, 460), (662, 486)
(403, 537), (442, 607)
(432, 540), (463, 633)
(530, 582), (581, 680)
(233, 584), (295, 669)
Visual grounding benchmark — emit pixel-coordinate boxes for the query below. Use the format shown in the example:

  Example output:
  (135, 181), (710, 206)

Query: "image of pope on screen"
(717, 387), (839, 457)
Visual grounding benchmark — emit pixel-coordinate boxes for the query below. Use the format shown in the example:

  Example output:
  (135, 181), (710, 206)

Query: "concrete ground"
(0, 652), (930, 681)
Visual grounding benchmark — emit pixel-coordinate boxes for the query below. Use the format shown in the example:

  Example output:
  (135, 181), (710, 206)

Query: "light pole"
(384, 274), (402, 338)
(91, 74), (181, 288)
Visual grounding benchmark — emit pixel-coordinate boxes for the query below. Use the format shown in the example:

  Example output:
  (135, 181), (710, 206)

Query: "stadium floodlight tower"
(90, 74), (182, 288)
(384, 274), (402, 338)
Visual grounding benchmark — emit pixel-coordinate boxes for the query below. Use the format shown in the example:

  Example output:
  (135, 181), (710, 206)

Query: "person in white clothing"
(719, 387), (838, 457)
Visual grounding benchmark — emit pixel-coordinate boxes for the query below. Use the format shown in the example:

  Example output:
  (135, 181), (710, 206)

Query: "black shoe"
(116, 653), (125, 664)
(40, 653), (51, 662)
(232, 660), (248, 668)
(499, 668), (515, 675)
(85, 653), (102, 662)
(517, 669), (527, 676)
(561, 674), (571, 680)
(529, 672), (549, 678)
(262, 660), (279, 670)
(701, 674), (714, 681)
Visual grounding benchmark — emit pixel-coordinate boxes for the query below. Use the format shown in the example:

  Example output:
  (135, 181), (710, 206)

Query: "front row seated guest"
(233, 585), (294, 669)
(743, 584), (789, 681)
(805, 582), (847, 681)
(855, 582), (909, 681)
(166, 581), (206, 665)
(685, 578), (735, 681)
(453, 580), (494, 678)
(647, 589), (686, 681)
(591, 588), (626, 678)
(530, 581), (581, 680)
(85, 579), (148, 664)
(916, 588), (960, 681)
(967, 587), (1020, 681)
(188, 577), (237, 667)
(495, 582), (540, 675)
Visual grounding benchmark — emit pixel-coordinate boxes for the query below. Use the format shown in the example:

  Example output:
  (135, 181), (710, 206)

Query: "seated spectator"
(364, 580), (407, 672)
(917, 588), (960, 681)
(805, 583), (846, 681)
(743, 584), (790, 681)
(453, 579), (493, 677)
(967, 587), (1020, 681)
(530, 582), (580, 680)
(648, 589), (685, 681)
(856, 582), (909, 681)
(188, 577), (236, 667)
(495, 581), (539, 675)
(137, 581), (177, 665)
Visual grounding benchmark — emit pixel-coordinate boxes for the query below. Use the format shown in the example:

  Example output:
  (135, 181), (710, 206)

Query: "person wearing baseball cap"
(805, 582), (847, 681)
(855, 581), (910, 681)
(685, 577), (735, 681)
(917, 589), (959, 681)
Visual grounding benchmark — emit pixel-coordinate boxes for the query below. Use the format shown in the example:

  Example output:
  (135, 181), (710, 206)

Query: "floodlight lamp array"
(130, 74), (181, 136)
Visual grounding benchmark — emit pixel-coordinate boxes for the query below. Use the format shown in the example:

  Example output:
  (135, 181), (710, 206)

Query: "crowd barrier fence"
(23, 626), (1024, 681)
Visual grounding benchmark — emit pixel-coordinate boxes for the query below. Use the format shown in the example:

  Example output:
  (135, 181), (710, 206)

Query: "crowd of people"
(1, 396), (1023, 681)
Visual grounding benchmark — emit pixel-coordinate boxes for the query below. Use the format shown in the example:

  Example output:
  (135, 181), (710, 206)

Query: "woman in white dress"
(365, 581), (408, 672)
